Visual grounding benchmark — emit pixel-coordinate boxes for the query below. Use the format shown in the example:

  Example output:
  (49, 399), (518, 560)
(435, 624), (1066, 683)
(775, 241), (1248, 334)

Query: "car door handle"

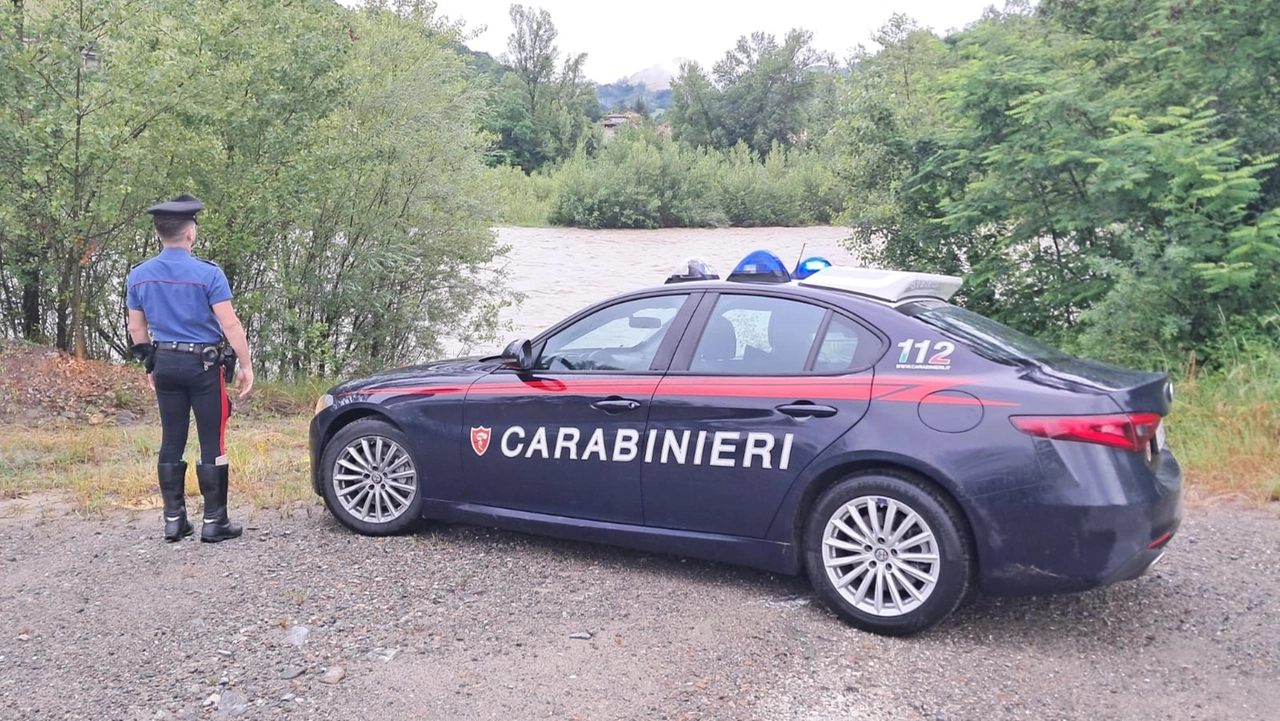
(591, 397), (642, 412)
(776, 402), (838, 418)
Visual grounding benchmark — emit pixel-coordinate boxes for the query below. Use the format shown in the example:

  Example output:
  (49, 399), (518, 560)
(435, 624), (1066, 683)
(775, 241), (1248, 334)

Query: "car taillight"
(1010, 413), (1163, 453)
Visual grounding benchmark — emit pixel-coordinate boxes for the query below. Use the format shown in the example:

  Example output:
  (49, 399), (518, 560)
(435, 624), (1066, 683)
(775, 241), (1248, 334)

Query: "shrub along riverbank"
(486, 129), (842, 230)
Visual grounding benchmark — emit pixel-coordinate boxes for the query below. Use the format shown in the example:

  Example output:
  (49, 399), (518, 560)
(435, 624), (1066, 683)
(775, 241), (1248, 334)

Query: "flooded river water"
(480, 226), (863, 349)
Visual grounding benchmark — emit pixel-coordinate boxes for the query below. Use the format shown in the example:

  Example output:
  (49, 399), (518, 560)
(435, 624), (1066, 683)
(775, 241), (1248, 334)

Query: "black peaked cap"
(146, 193), (203, 222)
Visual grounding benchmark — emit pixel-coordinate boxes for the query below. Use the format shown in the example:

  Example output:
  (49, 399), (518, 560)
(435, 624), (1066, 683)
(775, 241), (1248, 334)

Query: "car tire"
(803, 470), (974, 636)
(320, 418), (425, 536)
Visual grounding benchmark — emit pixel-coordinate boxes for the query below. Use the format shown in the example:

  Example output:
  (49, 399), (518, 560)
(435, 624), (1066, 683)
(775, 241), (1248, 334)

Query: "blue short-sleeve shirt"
(126, 247), (232, 343)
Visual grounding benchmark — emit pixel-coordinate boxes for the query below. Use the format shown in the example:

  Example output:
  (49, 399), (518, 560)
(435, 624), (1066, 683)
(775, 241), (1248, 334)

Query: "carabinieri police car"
(309, 251), (1182, 635)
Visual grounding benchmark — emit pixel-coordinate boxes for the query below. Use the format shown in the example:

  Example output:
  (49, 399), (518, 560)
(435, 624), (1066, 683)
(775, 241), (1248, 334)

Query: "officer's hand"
(147, 373), (155, 392)
(234, 365), (255, 399)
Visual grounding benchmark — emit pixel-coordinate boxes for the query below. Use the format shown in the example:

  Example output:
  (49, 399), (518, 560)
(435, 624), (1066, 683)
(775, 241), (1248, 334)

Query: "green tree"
(830, 5), (1280, 364)
(1038, 0), (1280, 212)
(0, 0), (514, 376)
(824, 15), (957, 273)
(0, 0), (198, 357)
(668, 29), (834, 156)
(482, 4), (597, 172)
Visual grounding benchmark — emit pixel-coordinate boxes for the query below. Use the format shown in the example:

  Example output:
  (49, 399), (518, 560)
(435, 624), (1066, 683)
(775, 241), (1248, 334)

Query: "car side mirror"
(501, 339), (534, 371)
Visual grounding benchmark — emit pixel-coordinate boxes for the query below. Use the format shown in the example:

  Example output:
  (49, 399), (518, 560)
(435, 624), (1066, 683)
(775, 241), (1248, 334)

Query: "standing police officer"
(126, 194), (255, 543)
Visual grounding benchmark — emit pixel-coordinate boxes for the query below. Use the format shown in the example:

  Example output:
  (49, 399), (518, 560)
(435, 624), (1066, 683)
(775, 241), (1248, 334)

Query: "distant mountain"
(454, 43), (676, 115)
(597, 83), (671, 114)
(452, 41), (506, 79)
(596, 64), (679, 114)
(625, 64), (675, 91)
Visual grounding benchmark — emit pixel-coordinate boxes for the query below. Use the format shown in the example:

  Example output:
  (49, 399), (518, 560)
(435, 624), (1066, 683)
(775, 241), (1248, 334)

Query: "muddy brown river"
(485, 225), (863, 346)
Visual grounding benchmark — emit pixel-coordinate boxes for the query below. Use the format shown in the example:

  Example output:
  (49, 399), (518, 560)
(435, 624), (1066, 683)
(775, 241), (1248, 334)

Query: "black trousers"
(153, 349), (229, 465)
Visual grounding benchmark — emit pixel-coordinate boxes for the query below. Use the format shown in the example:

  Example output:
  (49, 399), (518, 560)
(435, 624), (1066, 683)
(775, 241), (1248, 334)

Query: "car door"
(460, 291), (700, 524)
(642, 291), (884, 537)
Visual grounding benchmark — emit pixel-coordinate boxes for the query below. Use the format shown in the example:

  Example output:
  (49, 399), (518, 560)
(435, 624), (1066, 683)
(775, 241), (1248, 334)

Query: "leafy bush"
(548, 128), (840, 228)
(485, 165), (556, 226)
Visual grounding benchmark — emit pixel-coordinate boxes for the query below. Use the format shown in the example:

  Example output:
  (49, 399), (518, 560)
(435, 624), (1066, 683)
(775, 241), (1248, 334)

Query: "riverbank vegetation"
(548, 130), (841, 229)
(1, 0), (513, 378)
(1, 1), (1277, 502)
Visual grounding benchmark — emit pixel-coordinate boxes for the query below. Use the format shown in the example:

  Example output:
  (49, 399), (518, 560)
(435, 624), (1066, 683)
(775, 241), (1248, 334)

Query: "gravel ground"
(1, 499), (1277, 721)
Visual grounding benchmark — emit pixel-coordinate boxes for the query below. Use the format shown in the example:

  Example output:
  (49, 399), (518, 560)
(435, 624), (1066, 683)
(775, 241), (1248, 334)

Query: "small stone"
(280, 666), (305, 680)
(203, 694), (219, 708)
(17, 634), (30, 642)
(284, 626), (309, 647)
(216, 649), (232, 657)
(115, 411), (137, 426)
(319, 666), (346, 685)
(217, 690), (248, 716)
(569, 631), (592, 640)
(62, 411), (76, 420)
(366, 648), (401, 663)
(280, 693), (295, 703)
(88, 413), (104, 425)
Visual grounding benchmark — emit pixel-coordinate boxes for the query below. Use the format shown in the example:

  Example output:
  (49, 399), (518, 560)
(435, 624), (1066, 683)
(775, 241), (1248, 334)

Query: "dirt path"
(1, 500), (1276, 720)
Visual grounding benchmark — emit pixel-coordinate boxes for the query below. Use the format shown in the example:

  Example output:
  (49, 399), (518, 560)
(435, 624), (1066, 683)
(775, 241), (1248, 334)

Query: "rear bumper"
(972, 441), (1183, 596)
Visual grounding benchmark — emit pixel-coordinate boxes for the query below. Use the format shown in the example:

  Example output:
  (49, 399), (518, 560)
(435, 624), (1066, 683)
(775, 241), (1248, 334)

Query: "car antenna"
(794, 243), (807, 271)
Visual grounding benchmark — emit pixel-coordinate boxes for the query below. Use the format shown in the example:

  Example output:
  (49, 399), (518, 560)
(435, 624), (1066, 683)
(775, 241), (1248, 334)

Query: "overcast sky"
(418, 0), (1003, 84)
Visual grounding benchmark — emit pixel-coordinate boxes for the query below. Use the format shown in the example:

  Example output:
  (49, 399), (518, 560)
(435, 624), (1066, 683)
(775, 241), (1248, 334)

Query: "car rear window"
(898, 299), (1072, 366)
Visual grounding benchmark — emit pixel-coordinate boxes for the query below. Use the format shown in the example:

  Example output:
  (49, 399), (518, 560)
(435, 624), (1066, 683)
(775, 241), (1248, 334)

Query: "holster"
(219, 346), (237, 383)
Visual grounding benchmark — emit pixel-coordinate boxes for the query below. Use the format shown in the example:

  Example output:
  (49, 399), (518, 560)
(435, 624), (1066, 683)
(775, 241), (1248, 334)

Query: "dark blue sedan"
(309, 251), (1182, 635)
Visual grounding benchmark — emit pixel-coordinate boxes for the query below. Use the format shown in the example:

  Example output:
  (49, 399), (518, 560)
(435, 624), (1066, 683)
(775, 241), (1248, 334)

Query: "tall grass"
(0, 417), (312, 514)
(0, 380), (320, 514)
(1168, 347), (1280, 503)
(3, 358), (1276, 514)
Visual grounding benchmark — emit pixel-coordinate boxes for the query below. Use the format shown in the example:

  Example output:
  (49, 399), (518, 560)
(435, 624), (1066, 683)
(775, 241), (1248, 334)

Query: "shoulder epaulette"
(198, 258), (221, 267)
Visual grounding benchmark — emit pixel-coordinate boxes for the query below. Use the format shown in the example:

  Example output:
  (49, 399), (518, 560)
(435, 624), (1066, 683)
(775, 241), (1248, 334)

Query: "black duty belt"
(154, 341), (221, 354)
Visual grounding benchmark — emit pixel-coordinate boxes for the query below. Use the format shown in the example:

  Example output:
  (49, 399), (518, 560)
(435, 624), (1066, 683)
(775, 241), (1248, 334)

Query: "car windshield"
(898, 300), (1073, 366)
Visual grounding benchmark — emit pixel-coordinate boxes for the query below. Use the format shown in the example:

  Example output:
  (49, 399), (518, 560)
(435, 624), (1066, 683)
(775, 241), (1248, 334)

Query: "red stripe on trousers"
(219, 373), (228, 455)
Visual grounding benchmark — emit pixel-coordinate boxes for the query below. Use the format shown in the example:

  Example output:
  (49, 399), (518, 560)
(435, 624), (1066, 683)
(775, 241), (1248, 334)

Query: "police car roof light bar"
(798, 266), (963, 303)
(727, 250), (791, 284)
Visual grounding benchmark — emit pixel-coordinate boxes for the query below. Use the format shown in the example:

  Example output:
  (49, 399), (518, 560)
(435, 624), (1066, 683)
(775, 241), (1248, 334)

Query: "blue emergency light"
(727, 250), (791, 284)
(793, 256), (832, 280)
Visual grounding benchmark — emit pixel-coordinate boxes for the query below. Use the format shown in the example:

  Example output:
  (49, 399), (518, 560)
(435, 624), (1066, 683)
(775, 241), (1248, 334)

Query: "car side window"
(690, 295), (826, 374)
(813, 314), (866, 373)
(537, 294), (689, 372)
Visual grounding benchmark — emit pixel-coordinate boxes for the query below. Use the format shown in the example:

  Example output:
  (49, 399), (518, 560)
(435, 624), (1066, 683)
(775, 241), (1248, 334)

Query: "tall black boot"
(196, 463), (242, 543)
(158, 461), (193, 542)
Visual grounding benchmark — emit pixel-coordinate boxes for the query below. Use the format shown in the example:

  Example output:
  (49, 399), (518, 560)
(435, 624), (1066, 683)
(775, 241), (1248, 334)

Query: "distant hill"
(454, 42), (506, 79)
(624, 64), (676, 91)
(596, 65), (678, 113)
(453, 43), (675, 115)
(596, 82), (672, 114)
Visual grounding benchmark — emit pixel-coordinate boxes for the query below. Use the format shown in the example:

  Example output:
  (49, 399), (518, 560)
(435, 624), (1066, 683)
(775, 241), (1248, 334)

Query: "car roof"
(615, 267), (962, 311)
